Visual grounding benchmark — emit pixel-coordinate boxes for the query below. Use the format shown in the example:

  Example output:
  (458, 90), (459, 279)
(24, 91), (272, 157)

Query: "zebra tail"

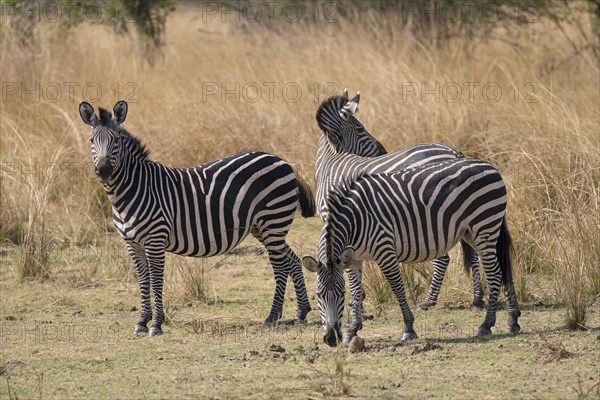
(295, 174), (316, 218)
(496, 218), (514, 288)
(460, 240), (475, 275)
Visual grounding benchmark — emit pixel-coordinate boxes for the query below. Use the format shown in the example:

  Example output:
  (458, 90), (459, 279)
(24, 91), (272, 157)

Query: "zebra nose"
(323, 323), (342, 347)
(324, 331), (338, 347)
(96, 162), (112, 182)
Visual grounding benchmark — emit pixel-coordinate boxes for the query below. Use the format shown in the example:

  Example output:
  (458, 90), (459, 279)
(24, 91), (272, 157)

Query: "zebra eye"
(89, 137), (94, 144)
(336, 258), (341, 264)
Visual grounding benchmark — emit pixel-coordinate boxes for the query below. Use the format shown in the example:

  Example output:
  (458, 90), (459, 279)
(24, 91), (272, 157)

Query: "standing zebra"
(303, 159), (522, 346)
(79, 100), (314, 336)
(314, 90), (484, 310)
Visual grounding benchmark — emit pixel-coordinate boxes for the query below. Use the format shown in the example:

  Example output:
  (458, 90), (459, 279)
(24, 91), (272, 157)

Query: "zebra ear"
(79, 101), (97, 126)
(340, 247), (354, 267)
(339, 91), (360, 121)
(113, 100), (128, 124)
(302, 256), (323, 273)
(341, 88), (349, 102)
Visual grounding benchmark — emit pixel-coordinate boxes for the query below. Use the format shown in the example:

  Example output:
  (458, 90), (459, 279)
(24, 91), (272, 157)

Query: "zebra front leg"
(476, 248), (502, 336)
(284, 245), (312, 321)
(127, 243), (152, 335)
(378, 252), (417, 341)
(419, 253), (450, 310)
(343, 261), (364, 346)
(146, 244), (166, 336)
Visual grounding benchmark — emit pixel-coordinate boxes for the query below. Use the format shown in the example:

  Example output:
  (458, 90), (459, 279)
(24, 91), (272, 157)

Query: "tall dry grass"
(0, 4), (598, 325)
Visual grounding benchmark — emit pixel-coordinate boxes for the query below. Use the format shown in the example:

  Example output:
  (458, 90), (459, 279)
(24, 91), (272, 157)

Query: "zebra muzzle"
(323, 322), (343, 347)
(96, 160), (112, 182)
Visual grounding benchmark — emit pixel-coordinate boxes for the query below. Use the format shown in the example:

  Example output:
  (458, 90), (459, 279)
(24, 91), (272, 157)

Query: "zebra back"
(324, 158), (507, 263)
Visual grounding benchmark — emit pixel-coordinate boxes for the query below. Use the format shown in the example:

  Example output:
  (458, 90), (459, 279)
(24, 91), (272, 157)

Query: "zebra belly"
(394, 235), (462, 263)
(165, 225), (252, 257)
(348, 238), (460, 264)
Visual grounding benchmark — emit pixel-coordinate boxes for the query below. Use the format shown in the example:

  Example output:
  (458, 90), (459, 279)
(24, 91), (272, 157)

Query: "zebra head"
(79, 100), (128, 184)
(316, 89), (387, 156)
(303, 243), (355, 347)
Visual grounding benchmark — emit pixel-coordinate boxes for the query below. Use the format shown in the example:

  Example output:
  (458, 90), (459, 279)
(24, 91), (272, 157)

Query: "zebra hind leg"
(284, 244), (312, 321)
(251, 228), (292, 325)
(252, 224), (312, 324)
(475, 246), (502, 337)
(505, 281), (522, 334)
(470, 250), (485, 310)
(419, 253), (450, 310)
(127, 243), (152, 335)
(498, 220), (521, 334)
(462, 242), (485, 309)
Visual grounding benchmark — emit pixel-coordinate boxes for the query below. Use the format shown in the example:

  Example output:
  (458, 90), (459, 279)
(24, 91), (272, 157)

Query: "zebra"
(79, 100), (315, 336)
(314, 90), (484, 311)
(303, 158), (522, 346)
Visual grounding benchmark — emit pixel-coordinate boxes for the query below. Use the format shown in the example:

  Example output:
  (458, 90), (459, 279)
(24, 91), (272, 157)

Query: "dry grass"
(362, 261), (395, 309)
(0, 2), (598, 334)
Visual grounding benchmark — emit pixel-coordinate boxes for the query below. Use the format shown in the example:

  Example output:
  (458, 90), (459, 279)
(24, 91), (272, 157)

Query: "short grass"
(1, 217), (599, 399)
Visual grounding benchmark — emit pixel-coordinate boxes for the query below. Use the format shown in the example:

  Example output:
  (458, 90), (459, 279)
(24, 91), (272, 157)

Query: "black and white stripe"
(314, 90), (484, 311)
(80, 100), (314, 336)
(303, 158), (521, 346)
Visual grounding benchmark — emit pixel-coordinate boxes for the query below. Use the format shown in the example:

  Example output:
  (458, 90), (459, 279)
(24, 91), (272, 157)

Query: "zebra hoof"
(342, 335), (354, 347)
(472, 299), (485, 310)
(418, 301), (435, 311)
(149, 326), (163, 337)
(507, 323), (521, 334)
(297, 307), (312, 322)
(262, 319), (277, 328)
(401, 331), (418, 341)
(476, 326), (492, 337)
(133, 325), (148, 335)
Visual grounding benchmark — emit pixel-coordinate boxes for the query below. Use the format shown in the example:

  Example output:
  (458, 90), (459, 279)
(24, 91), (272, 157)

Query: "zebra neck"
(104, 149), (159, 205)
(325, 206), (353, 263)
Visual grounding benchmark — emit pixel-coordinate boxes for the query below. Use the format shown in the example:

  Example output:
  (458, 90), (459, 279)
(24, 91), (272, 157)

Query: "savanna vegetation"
(0, 1), (598, 398)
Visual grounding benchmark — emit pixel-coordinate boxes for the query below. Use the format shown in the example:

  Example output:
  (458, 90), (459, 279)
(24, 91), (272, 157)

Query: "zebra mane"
(315, 94), (349, 133)
(120, 128), (151, 161)
(97, 107), (151, 161)
(98, 108), (113, 125)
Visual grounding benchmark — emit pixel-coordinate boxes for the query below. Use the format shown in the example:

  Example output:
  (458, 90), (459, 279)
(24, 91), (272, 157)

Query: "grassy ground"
(1, 217), (599, 399)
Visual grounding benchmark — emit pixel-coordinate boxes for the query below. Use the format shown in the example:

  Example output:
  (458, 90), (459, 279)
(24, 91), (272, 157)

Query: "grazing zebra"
(303, 158), (521, 346)
(79, 100), (314, 336)
(315, 90), (484, 310)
